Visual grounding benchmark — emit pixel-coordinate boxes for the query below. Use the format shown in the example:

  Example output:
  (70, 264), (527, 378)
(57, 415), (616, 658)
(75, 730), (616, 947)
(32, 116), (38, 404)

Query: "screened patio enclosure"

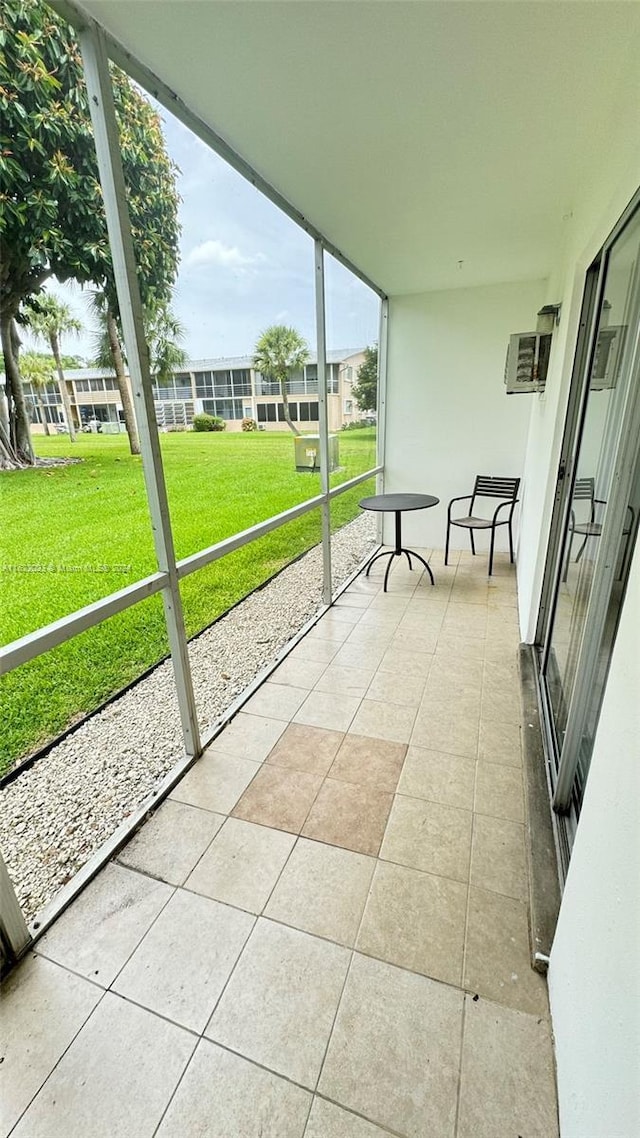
(1, 6), (389, 958)
(2, 3), (640, 1136)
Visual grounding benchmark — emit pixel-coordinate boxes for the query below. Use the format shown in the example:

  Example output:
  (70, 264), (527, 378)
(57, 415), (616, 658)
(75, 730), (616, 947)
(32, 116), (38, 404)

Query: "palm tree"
(253, 325), (310, 437)
(20, 352), (56, 436)
(91, 294), (187, 454)
(90, 291), (140, 455)
(25, 296), (81, 442)
(144, 299), (187, 384)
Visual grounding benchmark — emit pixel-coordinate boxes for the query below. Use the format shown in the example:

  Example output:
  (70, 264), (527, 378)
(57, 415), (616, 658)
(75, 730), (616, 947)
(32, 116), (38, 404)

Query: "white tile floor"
(1, 548), (559, 1138)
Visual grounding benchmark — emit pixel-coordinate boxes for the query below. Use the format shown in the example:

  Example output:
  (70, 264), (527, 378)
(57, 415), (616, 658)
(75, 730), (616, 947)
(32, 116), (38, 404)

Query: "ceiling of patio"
(74, 1), (639, 295)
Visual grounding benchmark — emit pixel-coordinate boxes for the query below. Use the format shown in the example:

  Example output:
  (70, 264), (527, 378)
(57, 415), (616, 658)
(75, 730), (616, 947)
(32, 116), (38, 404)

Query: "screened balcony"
(2, 2), (639, 1136)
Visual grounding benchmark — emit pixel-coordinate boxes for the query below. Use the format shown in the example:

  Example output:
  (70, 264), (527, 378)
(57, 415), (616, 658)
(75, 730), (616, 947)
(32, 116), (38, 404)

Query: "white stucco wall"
(384, 279), (546, 552)
(548, 539), (640, 1138)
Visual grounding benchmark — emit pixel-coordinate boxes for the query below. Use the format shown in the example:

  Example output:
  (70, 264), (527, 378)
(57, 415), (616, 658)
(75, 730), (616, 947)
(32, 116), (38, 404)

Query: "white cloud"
(186, 238), (263, 270)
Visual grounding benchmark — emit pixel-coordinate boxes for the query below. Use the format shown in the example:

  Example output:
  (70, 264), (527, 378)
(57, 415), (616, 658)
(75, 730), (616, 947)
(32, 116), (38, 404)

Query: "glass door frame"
(535, 188), (640, 864)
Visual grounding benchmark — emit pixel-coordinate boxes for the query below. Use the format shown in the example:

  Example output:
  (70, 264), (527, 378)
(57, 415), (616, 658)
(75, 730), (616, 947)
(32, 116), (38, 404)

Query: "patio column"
(314, 239), (332, 605)
(0, 852), (30, 963)
(376, 297), (389, 543)
(78, 25), (201, 758)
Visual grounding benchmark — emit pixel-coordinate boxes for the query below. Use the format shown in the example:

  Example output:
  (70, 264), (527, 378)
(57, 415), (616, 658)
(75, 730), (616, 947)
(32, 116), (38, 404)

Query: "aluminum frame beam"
(376, 298), (390, 542)
(1, 470), (381, 676)
(553, 256), (640, 811)
(314, 241), (333, 605)
(0, 573), (166, 675)
(0, 853), (31, 963)
(78, 26), (201, 758)
(0, 3), (390, 958)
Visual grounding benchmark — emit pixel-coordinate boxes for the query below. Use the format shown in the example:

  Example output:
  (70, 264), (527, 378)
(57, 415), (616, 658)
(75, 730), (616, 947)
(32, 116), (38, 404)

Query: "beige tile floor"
(1, 548), (559, 1138)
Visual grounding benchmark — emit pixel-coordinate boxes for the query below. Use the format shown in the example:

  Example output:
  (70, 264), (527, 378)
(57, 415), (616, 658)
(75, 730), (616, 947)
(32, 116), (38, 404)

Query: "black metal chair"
(563, 477), (600, 581)
(445, 475), (520, 576)
(563, 476), (635, 581)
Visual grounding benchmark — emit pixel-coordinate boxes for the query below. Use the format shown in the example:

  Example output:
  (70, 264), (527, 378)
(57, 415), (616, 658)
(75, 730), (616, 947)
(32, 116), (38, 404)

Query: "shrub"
(242, 417), (257, 432)
(341, 419), (372, 431)
(192, 413), (226, 432)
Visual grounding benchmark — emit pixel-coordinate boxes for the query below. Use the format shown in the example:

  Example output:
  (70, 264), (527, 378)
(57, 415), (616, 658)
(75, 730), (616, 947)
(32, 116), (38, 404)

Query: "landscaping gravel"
(0, 513), (377, 922)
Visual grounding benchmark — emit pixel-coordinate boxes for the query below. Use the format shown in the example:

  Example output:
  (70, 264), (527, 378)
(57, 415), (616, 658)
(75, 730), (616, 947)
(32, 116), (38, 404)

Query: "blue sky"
(41, 103), (380, 365)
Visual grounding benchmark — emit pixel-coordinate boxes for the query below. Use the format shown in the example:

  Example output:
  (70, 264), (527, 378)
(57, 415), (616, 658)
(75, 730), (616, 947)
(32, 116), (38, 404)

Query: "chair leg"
(508, 520), (515, 564)
(470, 530), (476, 556)
(488, 526), (496, 577)
(575, 534), (589, 563)
(445, 519), (451, 566)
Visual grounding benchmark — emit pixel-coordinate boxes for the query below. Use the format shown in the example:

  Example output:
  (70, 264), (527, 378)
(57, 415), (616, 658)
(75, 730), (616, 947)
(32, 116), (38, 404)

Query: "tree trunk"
(50, 330), (76, 442)
(0, 313), (34, 466)
(280, 378), (300, 436)
(106, 307), (140, 455)
(0, 418), (21, 470)
(37, 393), (51, 436)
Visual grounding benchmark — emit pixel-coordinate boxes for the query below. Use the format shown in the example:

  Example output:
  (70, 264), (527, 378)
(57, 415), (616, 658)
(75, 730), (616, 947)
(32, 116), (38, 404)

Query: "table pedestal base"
(366, 546), (435, 592)
(360, 502), (437, 592)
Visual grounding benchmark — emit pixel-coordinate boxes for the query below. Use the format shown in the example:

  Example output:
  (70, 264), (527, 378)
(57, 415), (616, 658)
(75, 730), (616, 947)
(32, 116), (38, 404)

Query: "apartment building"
(22, 349), (368, 434)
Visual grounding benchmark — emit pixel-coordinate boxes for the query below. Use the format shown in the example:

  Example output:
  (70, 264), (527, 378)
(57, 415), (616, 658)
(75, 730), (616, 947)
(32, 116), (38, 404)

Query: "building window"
(212, 370), (233, 397)
(279, 402), (298, 421)
(344, 399), (353, 414)
(202, 398), (243, 420)
(24, 382), (60, 405)
(194, 371), (213, 398)
(298, 401), (319, 423)
(256, 374), (280, 396)
(78, 404), (112, 423)
(232, 369), (251, 395)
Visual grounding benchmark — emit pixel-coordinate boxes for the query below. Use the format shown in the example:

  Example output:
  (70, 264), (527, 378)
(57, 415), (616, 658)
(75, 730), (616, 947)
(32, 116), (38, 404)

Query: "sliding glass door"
(538, 195), (640, 863)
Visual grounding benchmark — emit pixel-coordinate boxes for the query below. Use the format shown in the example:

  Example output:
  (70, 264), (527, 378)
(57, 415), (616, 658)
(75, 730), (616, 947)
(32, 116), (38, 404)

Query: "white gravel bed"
(0, 513), (377, 922)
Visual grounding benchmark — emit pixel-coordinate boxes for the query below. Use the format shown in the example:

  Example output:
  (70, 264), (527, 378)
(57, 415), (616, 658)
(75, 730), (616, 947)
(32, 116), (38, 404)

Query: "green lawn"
(1, 428), (376, 772)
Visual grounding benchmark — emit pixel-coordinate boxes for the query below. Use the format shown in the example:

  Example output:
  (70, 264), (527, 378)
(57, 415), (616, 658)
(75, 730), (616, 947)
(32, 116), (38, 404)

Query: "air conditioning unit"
(591, 325), (626, 391)
(504, 331), (552, 394)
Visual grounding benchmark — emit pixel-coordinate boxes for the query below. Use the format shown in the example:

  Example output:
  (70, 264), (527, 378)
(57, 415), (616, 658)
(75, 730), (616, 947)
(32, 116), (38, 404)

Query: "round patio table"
(359, 492), (439, 592)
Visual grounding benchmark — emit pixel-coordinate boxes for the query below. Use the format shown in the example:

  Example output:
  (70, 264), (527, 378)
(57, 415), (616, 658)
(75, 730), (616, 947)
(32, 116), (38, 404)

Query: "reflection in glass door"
(539, 197), (640, 854)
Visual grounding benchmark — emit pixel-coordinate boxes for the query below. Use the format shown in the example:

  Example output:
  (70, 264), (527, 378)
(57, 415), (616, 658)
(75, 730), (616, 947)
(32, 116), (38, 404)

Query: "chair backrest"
(571, 476), (595, 523)
(470, 476), (520, 519)
(572, 476), (595, 501)
(472, 475), (520, 500)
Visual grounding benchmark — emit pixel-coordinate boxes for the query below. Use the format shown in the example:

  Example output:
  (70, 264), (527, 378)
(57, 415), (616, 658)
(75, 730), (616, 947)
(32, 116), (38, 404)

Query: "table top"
(359, 493), (440, 513)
